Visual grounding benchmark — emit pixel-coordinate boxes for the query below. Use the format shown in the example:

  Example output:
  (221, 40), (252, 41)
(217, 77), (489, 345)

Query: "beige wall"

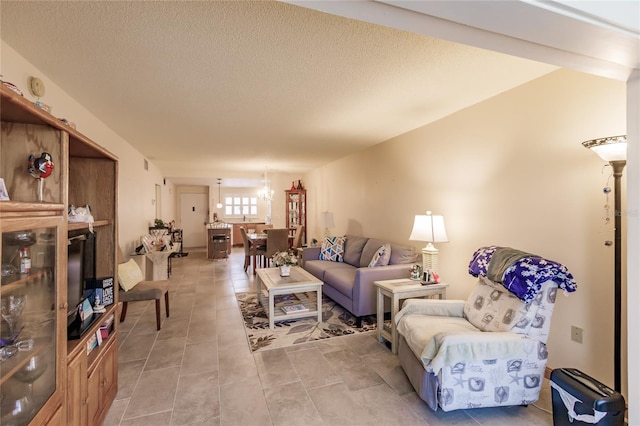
(304, 69), (626, 387)
(1, 41), (175, 255)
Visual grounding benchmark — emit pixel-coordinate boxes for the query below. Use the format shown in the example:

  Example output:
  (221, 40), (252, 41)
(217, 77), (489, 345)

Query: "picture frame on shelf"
(0, 178), (9, 200)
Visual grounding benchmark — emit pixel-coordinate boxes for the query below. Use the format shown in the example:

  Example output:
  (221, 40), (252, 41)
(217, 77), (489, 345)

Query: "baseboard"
(545, 366), (552, 380)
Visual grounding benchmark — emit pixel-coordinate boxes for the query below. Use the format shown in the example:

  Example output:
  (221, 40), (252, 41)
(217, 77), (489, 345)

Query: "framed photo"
(0, 178), (9, 201)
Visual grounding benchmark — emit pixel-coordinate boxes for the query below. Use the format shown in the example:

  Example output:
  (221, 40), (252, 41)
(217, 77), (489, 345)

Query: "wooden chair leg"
(155, 299), (161, 330)
(164, 291), (170, 318)
(119, 301), (128, 323)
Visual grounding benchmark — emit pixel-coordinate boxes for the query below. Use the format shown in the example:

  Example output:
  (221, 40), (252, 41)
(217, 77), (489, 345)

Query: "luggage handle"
(561, 368), (613, 398)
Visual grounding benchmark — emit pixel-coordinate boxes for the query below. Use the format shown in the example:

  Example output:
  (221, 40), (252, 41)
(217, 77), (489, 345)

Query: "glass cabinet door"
(1, 218), (62, 425)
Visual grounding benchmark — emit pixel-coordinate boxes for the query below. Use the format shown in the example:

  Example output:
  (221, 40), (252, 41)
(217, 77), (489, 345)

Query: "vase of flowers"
(272, 250), (298, 276)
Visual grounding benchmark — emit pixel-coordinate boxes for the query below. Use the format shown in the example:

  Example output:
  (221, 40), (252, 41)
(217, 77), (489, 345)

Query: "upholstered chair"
(240, 226), (265, 272)
(263, 228), (290, 267)
(117, 247), (170, 330)
(395, 246), (576, 412)
(292, 225), (304, 248)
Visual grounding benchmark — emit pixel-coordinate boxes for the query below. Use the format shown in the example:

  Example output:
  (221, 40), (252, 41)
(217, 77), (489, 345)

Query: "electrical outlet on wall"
(571, 325), (583, 343)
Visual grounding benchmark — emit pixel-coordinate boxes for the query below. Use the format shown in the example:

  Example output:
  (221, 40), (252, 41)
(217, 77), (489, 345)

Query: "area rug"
(236, 292), (377, 352)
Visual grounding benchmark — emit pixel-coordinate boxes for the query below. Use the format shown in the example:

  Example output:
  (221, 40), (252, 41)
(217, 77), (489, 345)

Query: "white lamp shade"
(409, 213), (448, 243)
(321, 211), (335, 229)
(582, 135), (627, 162)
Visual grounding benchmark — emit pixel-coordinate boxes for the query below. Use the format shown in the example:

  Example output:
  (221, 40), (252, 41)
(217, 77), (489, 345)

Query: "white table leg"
(391, 295), (400, 354)
(256, 272), (261, 300)
(317, 287), (323, 323)
(377, 289), (384, 343)
(269, 291), (275, 329)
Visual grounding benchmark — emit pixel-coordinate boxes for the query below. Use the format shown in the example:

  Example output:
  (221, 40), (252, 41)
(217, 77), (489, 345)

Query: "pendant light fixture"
(216, 178), (223, 209)
(258, 168), (274, 201)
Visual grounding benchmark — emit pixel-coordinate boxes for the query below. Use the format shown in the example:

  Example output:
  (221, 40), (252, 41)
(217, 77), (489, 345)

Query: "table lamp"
(409, 211), (448, 273)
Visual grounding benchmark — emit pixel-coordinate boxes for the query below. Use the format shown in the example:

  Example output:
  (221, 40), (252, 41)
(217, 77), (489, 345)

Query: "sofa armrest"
(351, 264), (412, 316)
(302, 247), (321, 261)
(395, 299), (465, 326)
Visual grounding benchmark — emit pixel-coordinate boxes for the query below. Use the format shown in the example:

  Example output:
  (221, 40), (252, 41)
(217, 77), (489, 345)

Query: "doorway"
(179, 193), (208, 248)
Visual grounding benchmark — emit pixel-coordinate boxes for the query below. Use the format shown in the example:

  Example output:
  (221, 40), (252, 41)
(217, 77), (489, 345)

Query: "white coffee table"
(255, 267), (323, 329)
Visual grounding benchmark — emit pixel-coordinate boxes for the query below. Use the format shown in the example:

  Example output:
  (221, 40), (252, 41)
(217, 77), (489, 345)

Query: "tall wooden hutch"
(285, 189), (306, 245)
(0, 85), (118, 425)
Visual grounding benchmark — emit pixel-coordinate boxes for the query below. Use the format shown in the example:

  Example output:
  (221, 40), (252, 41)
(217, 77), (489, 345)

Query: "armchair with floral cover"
(395, 246), (577, 411)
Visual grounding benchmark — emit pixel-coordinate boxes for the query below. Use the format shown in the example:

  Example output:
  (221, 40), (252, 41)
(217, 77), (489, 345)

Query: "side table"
(374, 279), (448, 354)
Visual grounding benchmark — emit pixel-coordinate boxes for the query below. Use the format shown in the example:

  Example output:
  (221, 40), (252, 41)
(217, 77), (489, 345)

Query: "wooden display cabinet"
(0, 217), (66, 425)
(1, 85), (118, 425)
(285, 190), (306, 245)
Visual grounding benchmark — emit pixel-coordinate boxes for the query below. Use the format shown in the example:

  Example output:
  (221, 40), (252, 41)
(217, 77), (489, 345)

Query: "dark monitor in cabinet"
(67, 230), (97, 339)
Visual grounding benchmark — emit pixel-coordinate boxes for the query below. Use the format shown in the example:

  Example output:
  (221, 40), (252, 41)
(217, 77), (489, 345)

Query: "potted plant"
(272, 249), (298, 276)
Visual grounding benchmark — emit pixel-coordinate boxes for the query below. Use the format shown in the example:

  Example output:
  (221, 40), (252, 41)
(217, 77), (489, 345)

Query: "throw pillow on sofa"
(368, 243), (391, 267)
(320, 236), (346, 262)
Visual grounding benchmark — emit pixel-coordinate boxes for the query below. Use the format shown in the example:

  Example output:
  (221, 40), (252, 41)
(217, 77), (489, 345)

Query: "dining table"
(247, 232), (267, 275)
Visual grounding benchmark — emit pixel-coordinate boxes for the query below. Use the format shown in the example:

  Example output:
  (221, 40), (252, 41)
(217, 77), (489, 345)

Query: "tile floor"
(103, 248), (554, 425)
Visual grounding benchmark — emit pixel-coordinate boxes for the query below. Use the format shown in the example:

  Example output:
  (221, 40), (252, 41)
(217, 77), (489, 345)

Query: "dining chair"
(241, 226), (266, 272)
(117, 247), (170, 330)
(292, 225), (304, 248)
(263, 228), (290, 267)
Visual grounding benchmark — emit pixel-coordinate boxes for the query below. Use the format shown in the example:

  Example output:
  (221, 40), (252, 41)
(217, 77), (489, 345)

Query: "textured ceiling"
(0, 1), (557, 183)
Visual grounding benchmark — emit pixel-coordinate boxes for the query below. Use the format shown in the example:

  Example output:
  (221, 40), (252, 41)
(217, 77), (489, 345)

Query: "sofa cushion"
(119, 280), (169, 301)
(324, 267), (357, 298)
(389, 243), (418, 265)
(343, 235), (368, 266)
(304, 259), (353, 282)
(320, 236), (346, 262)
(397, 314), (480, 367)
(360, 238), (388, 267)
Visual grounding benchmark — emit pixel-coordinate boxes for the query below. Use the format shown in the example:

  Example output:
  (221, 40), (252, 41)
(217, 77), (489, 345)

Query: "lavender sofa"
(302, 235), (418, 320)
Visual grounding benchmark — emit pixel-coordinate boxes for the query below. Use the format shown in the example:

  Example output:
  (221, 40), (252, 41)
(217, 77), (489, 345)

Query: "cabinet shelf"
(0, 336), (52, 386)
(0, 201), (65, 215)
(67, 303), (118, 361)
(0, 267), (51, 292)
(1, 86), (115, 160)
(68, 219), (111, 231)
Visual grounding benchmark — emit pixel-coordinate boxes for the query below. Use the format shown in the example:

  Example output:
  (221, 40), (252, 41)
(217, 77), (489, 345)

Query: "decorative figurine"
(27, 152), (55, 202)
(93, 294), (106, 314)
(28, 152), (54, 179)
(410, 264), (422, 280)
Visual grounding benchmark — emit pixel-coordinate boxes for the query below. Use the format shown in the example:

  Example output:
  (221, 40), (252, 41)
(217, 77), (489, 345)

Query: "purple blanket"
(468, 246), (577, 302)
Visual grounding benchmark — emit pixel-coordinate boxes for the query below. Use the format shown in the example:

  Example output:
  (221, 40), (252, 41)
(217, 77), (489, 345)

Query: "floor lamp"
(582, 135), (627, 392)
